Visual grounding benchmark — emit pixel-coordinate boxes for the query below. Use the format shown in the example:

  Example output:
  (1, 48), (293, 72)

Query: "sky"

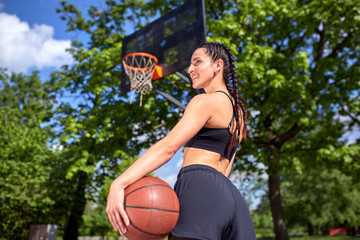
(0, 0), (75, 76)
(0, 0), (184, 187)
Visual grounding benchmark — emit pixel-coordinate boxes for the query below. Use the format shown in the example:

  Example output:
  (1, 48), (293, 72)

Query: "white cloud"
(0, 13), (72, 73)
(341, 126), (360, 145)
(336, 111), (360, 145)
(49, 144), (64, 152)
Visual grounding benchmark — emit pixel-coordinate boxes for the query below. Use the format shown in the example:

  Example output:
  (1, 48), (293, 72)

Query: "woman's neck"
(204, 85), (228, 94)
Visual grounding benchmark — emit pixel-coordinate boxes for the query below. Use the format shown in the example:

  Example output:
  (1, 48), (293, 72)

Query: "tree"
(51, 1), (191, 239)
(283, 168), (360, 235)
(0, 71), (58, 239)
(251, 195), (275, 238)
(79, 203), (115, 238)
(205, 0), (359, 239)
(52, 0), (360, 239)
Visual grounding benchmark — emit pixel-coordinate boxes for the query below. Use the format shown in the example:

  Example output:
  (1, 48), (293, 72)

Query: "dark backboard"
(121, 0), (206, 94)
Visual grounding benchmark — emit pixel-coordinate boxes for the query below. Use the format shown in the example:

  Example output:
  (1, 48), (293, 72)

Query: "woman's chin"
(192, 83), (201, 89)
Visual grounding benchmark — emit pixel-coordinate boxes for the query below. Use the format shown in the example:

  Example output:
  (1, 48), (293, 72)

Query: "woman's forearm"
(113, 138), (177, 188)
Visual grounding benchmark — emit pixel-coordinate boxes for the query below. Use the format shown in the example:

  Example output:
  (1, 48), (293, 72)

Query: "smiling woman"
(106, 42), (256, 240)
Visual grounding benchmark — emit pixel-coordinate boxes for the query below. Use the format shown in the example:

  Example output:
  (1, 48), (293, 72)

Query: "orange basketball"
(124, 176), (180, 240)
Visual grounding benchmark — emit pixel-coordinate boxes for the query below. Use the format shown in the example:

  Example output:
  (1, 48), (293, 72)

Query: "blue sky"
(0, 0), (184, 187)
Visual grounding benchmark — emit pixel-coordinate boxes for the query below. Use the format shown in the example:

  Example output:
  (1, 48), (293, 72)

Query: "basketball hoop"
(122, 52), (158, 106)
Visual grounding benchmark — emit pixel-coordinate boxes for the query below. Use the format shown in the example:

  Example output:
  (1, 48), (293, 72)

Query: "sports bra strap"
(215, 90), (235, 108)
(215, 90), (236, 127)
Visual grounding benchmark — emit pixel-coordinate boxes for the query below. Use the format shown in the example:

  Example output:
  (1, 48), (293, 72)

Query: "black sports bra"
(184, 91), (239, 161)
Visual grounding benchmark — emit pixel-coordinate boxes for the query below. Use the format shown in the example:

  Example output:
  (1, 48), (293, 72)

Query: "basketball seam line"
(129, 222), (167, 237)
(125, 205), (179, 213)
(125, 184), (173, 197)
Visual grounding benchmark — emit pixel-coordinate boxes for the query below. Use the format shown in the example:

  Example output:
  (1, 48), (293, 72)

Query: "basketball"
(124, 176), (180, 240)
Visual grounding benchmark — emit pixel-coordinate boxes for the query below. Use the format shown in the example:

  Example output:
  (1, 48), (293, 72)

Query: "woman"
(106, 42), (256, 240)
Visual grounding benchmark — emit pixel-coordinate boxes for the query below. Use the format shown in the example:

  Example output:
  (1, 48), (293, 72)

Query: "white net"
(122, 53), (157, 106)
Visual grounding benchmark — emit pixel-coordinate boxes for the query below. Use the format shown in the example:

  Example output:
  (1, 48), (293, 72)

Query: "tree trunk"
(63, 172), (88, 240)
(307, 220), (315, 236)
(269, 171), (289, 240)
(321, 225), (329, 236)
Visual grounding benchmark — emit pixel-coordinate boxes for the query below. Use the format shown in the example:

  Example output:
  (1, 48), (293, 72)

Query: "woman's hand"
(106, 180), (130, 235)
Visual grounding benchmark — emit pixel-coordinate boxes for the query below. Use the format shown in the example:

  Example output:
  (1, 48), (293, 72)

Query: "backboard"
(121, 0), (206, 94)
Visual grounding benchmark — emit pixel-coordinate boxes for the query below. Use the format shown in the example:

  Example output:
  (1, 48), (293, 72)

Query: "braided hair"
(197, 42), (248, 149)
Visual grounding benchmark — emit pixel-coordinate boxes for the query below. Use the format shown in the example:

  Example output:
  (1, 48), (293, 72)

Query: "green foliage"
(0, 71), (58, 239)
(252, 201), (275, 238)
(206, 0), (360, 238)
(1, 0), (358, 238)
(208, 0), (360, 171)
(53, 0), (192, 182)
(283, 169), (360, 229)
(212, 0), (358, 148)
(52, 1), (194, 238)
(52, 0), (360, 238)
(79, 203), (116, 237)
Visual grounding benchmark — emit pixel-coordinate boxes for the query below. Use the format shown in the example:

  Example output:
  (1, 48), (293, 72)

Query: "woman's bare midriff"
(182, 147), (230, 175)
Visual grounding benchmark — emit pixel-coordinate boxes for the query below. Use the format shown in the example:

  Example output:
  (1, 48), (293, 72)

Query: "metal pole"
(174, 72), (191, 84)
(176, 71), (204, 95)
(153, 86), (186, 110)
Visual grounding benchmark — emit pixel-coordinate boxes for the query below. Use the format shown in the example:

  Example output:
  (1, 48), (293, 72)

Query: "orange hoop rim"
(122, 52), (158, 71)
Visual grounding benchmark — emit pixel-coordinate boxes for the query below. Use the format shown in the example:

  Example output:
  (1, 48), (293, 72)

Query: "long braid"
(225, 46), (247, 144)
(197, 42), (248, 150)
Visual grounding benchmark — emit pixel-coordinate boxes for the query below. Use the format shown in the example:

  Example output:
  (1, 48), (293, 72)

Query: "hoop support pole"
(153, 86), (186, 110)
(175, 72), (191, 84)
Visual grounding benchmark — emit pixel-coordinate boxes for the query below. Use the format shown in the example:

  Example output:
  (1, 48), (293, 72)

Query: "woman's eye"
(190, 59), (201, 67)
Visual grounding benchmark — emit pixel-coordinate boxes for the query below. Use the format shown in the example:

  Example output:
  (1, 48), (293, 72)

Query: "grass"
(258, 236), (359, 240)
(53, 235), (360, 240)
(68, 235), (360, 240)
(294, 237), (359, 240)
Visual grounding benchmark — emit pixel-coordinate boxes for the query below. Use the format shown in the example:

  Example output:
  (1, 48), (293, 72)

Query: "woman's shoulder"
(187, 93), (218, 110)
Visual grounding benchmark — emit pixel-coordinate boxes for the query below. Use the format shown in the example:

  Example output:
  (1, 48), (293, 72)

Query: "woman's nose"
(188, 65), (194, 74)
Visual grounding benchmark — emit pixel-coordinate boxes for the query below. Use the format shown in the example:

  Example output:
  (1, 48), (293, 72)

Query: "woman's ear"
(215, 59), (224, 74)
